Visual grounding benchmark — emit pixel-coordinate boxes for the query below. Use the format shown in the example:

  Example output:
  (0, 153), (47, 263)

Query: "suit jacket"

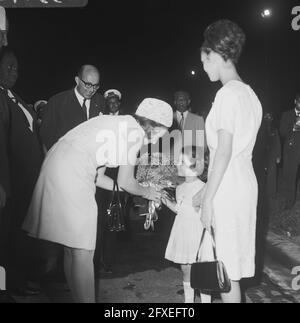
(40, 89), (105, 150)
(171, 111), (206, 148)
(279, 109), (300, 153)
(0, 88), (43, 199)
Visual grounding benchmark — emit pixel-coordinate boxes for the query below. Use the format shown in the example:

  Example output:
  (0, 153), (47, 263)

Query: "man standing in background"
(40, 65), (105, 150)
(280, 93), (300, 209)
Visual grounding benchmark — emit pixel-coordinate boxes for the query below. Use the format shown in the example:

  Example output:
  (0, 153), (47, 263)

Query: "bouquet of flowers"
(136, 152), (179, 231)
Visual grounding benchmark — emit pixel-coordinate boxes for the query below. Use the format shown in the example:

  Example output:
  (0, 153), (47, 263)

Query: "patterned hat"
(136, 98), (173, 128)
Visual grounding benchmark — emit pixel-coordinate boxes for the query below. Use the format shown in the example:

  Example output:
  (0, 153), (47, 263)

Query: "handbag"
(190, 228), (231, 293)
(106, 180), (126, 232)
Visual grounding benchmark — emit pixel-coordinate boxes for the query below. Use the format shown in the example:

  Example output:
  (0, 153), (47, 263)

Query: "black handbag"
(106, 181), (126, 232)
(191, 228), (231, 293)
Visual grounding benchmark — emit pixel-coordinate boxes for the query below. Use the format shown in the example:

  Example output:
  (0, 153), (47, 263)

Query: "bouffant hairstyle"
(201, 20), (246, 64)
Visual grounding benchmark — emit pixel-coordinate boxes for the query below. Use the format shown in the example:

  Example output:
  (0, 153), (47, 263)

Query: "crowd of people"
(0, 7), (298, 304)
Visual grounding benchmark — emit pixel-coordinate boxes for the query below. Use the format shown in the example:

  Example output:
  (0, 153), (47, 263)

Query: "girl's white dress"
(206, 80), (262, 281)
(165, 179), (205, 265)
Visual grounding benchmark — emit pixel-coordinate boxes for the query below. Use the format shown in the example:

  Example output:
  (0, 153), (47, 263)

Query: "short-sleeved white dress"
(205, 80), (262, 281)
(165, 179), (206, 264)
(22, 115), (145, 250)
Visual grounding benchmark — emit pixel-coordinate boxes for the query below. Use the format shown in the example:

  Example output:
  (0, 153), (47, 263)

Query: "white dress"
(205, 80), (262, 281)
(22, 115), (145, 250)
(165, 179), (206, 264)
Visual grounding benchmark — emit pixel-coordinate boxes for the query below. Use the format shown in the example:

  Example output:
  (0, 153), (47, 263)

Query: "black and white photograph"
(0, 0), (300, 305)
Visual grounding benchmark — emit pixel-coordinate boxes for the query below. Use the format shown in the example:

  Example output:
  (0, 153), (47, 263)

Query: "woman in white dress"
(23, 98), (173, 303)
(193, 20), (262, 303)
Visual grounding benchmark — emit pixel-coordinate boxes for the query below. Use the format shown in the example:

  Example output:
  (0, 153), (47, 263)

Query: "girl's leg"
(181, 265), (194, 303)
(221, 281), (241, 303)
(64, 247), (77, 302)
(65, 248), (96, 303)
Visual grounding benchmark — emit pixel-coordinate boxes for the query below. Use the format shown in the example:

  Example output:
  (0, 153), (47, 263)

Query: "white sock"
(200, 293), (211, 304)
(183, 282), (194, 303)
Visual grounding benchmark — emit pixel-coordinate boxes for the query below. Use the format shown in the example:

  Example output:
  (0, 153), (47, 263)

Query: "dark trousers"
(0, 198), (42, 289)
(282, 147), (300, 206)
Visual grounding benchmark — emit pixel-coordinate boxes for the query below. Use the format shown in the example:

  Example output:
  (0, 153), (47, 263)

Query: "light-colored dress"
(22, 115), (145, 250)
(165, 179), (205, 264)
(205, 80), (262, 281)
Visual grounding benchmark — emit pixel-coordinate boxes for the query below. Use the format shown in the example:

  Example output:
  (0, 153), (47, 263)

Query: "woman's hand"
(201, 200), (215, 232)
(143, 187), (162, 204)
(192, 185), (207, 211)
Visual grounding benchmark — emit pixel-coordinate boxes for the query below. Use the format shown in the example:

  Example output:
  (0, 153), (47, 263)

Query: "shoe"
(11, 286), (41, 297)
(0, 291), (16, 303)
(98, 263), (113, 275)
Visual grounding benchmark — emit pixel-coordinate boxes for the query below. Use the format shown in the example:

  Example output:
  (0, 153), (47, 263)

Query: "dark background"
(5, 0), (300, 118)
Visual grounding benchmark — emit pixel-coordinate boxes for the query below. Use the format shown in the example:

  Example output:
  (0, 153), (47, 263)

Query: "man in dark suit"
(279, 93), (300, 209)
(40, 65), (105, 150)
(0, 49), (44, 295)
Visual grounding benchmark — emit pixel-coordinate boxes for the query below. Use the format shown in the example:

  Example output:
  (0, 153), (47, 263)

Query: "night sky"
(5, 0), (300, 119)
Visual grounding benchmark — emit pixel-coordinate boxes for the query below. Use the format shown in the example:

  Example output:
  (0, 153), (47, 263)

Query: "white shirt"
(109, 111), (120, 116)
(6, 89), (34, 132)
(176, 110), (188, 128)
(75, 88), (91, 120)
(295, 108), (300, 117)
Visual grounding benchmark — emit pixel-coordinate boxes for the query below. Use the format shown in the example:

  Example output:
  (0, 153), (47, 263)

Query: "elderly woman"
(23, 98), (173, 303)
(193, 20), (263, 303)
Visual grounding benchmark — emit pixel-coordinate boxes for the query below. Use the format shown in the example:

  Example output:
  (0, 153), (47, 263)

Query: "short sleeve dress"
(205, 80), (262, 281)
(22, 115), (145, 250)
(165, 179), (206, 264)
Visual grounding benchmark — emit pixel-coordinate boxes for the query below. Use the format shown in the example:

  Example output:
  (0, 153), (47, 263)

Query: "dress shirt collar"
(74, 87), (90, 107)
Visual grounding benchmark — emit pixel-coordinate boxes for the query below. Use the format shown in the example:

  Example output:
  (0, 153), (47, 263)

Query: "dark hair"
(0, 47), (16, 66)
(174, 91), (191, 100)
(181, 145), (204, 176)
(201, 19), (246, 64)
(133, 114), (167, 138)
(295, 93), (300, 100)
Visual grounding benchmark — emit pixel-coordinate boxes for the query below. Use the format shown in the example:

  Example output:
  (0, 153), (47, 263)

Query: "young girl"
(162, 146), (212, 304)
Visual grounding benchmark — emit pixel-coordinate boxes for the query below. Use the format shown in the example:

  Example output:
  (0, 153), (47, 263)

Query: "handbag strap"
(109, 180), (118, 207)
(109, 180), (122, 206)
(195, 227), (217, 262)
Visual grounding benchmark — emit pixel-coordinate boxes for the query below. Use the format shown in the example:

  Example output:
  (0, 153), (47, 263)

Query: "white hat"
(34, 100), (47, 112)
(136, 98), (173, 128)
(104, 89), (122, 100)
(0, 7), (6, 31)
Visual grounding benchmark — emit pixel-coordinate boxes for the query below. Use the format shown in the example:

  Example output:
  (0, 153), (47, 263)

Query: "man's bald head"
(75, 65), (100, 100)
(78, 65), (99, 80)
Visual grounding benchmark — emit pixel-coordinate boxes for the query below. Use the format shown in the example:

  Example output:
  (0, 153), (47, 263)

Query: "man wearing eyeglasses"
(40, 65), (105, 151)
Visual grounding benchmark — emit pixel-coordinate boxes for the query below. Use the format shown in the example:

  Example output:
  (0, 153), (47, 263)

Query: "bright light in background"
(191, 70), (196, 76)
(261, 8), (272, 18)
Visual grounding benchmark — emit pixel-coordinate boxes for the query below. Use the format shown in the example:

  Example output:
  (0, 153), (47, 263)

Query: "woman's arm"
(162, 197), (177, 214)
(118, 164), (162, 203)
(199, 130), (233, 230)
(95, 167), (115, 191)
(203, 129), (233, 202)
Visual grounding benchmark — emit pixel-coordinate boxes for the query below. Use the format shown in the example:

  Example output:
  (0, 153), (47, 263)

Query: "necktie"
(82, 99), (88, 119)
(179, 112), (185, 131)
(7, 89), (34, 132)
